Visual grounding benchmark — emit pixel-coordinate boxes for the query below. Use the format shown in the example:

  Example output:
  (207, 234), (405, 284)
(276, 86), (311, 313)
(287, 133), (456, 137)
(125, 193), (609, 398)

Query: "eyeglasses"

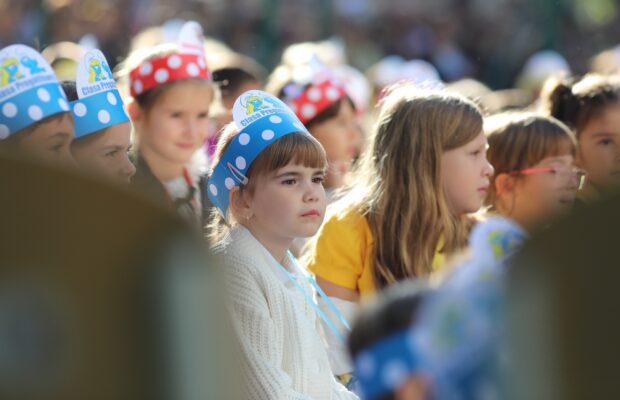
(510, 165), (586, 190)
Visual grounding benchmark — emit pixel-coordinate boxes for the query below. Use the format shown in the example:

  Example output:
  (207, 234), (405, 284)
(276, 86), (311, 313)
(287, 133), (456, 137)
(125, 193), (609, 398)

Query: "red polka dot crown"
(128, 21), (210, 98)
(284, 61), (348, 125)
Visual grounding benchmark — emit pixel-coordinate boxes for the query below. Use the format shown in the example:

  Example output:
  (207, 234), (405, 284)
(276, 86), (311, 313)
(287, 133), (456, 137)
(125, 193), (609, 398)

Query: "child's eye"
(282, 179), (296, 185)
(197, 112), (209, 119)
(312, 176), (325, 184)
(171, 111), (183, 118)
(106, 150), (118, 157)
(50, 143), (63, 153)
(599, 138), (613, 146)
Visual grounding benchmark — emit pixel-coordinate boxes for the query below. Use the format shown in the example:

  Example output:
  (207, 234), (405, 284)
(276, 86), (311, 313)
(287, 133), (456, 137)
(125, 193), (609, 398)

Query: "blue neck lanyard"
(270, 250), (351, 343)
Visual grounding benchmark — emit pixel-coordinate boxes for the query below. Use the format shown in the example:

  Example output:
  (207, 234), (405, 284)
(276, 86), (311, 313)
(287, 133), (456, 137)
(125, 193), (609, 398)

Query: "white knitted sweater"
(214, 226), (358, 400)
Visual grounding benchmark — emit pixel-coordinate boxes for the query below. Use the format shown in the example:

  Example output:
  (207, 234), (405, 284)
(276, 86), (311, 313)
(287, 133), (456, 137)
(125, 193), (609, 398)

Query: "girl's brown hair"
(207, 123), (327, 242)
(326, 85), (484, 289)
(541, 74), (620, 135)
(484, 112), (576, 209)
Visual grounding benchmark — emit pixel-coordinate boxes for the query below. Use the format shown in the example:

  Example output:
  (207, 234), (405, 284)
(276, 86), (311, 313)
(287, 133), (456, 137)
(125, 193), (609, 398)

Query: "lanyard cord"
(269, 250), (351, 343)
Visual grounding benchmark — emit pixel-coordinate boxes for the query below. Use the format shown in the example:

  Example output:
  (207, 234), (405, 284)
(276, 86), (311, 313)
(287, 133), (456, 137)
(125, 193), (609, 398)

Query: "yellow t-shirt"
(307, 209), (445, 297)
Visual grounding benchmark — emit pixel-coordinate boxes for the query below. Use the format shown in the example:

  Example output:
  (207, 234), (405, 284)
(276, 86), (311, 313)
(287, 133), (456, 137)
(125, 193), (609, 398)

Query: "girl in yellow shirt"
(305, 85), (494, 376)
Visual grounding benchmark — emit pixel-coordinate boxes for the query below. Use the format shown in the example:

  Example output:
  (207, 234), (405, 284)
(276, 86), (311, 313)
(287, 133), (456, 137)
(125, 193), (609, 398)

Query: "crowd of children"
(2, 18), (619, 400)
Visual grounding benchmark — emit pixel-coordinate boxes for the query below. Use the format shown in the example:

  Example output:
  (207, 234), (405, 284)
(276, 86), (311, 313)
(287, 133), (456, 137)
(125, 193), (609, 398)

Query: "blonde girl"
(306, 85), (494, 376)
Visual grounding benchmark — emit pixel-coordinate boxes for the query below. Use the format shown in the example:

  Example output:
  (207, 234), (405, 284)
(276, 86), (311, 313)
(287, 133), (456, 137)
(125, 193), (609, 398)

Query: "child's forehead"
(271, 162), (325, 175)
(537, 153), (574, 165)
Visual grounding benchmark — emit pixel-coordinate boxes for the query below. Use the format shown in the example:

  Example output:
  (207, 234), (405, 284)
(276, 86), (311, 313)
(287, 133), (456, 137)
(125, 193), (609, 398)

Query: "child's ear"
(494, 173), (515, 197)
(229, 186), (253, 221)
(126, 101), (143, 126)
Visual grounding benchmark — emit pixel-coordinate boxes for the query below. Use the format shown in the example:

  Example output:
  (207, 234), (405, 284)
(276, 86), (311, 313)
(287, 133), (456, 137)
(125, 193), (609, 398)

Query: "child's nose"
(483, 160), (494, 177)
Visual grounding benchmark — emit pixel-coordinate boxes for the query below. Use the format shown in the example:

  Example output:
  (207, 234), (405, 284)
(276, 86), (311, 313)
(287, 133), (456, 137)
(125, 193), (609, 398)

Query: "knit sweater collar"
(229, 225), (301, 285)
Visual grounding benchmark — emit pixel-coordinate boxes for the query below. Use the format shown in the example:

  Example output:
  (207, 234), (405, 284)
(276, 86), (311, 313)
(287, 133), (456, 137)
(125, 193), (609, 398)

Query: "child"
(348, 280), (430, 400)
(484, 112), (581, 231)
(541, 74), (620, 205)
(0, 44), (74, 167)
(306, 85), (494, 376)
(119, 21), (215, 227)
(266, 60), (361, 194)
(61, 49), (135, 184)
(208, 89), (357, 399)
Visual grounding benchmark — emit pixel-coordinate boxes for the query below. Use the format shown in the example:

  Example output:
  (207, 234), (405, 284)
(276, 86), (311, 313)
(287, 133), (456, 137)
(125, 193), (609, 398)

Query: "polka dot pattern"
(235, 156), (246, 170)
(261, 129), (275, 140)
(209, 184), (218, 196)
(69, 88), (130, 138)
(133, 80), (143, 94)
(2, 103), (17, 118)
(0, 124), (9, 139)
(307, 87), (322, 101)
(98, 109), (111, 124)
(167, 55), (182, 69)
(291, 78), (346, 124)
(301, 104), (316, 120)
(107, 92), (117, 105)
(37, 88), (51, 102)
(186, 63), (199, 76)
(238, 133), (250, 145)
(73, 102), (87, 117)
(154, 69), (169, 83)
(269, 115), (282, 124)
(58, 98), (69, 111)
(225, 177), (235, 190)
(140, 62), (153, 76)
(129, 53), (210, 98)
(28, 105), (43, 120)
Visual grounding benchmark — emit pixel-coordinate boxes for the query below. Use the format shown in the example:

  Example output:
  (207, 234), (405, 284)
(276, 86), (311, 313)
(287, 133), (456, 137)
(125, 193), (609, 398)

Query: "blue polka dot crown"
(0, 44), (70, 139)
(208, 90), (310, 216)
(70, 49), (129, 139)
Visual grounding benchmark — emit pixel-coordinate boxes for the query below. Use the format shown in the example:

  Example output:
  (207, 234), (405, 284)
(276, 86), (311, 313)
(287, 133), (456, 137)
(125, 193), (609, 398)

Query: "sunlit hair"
(207, 123), (327, 243)
(315, 84), (484, 289)
(541, 73), (620, 135)
(484, 112), (576, 210)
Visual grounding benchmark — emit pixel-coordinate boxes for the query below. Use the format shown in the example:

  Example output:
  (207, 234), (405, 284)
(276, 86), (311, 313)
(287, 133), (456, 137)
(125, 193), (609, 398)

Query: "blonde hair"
(208, 123), (327, 243)
(484, 112), (576, 209)
(328, 85), (483, 289)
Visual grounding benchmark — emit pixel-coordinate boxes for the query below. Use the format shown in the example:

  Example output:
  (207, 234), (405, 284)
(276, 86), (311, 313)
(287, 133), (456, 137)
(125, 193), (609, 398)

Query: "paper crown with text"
(208, 90), (310, 216)
(0, 44), (70, 138)
(70, 49), (129, 138)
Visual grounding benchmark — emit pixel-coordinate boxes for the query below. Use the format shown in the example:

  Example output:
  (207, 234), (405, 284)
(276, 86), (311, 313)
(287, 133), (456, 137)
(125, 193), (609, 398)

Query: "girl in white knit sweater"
(207, 90), (358, 399)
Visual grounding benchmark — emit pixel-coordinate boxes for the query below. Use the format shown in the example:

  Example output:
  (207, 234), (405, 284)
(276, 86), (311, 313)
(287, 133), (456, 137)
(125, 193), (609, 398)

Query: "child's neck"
(242, 222), (292, 266)
(141, 148), (186, 182)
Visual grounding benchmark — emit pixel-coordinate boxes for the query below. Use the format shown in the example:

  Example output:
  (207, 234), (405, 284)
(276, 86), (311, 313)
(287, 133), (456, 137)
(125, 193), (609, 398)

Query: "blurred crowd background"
(3, 0), (620, 90)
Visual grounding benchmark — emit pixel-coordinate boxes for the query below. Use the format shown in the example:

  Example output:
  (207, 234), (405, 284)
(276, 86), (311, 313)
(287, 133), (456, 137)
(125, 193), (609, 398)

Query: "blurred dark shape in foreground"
(0, 156), (238, 400)
(508, 190), (620, 400)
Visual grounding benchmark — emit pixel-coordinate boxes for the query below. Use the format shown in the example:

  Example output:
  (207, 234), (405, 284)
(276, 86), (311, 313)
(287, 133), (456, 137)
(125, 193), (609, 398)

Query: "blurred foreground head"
(507, 192), (620, 400)
(0, 156), (238, 400)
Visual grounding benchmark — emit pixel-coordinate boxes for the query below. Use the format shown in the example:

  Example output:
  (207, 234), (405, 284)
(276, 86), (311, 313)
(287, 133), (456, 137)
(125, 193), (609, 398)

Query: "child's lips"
(176, 143), (195, 150)
(301, 209), (320, 218)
